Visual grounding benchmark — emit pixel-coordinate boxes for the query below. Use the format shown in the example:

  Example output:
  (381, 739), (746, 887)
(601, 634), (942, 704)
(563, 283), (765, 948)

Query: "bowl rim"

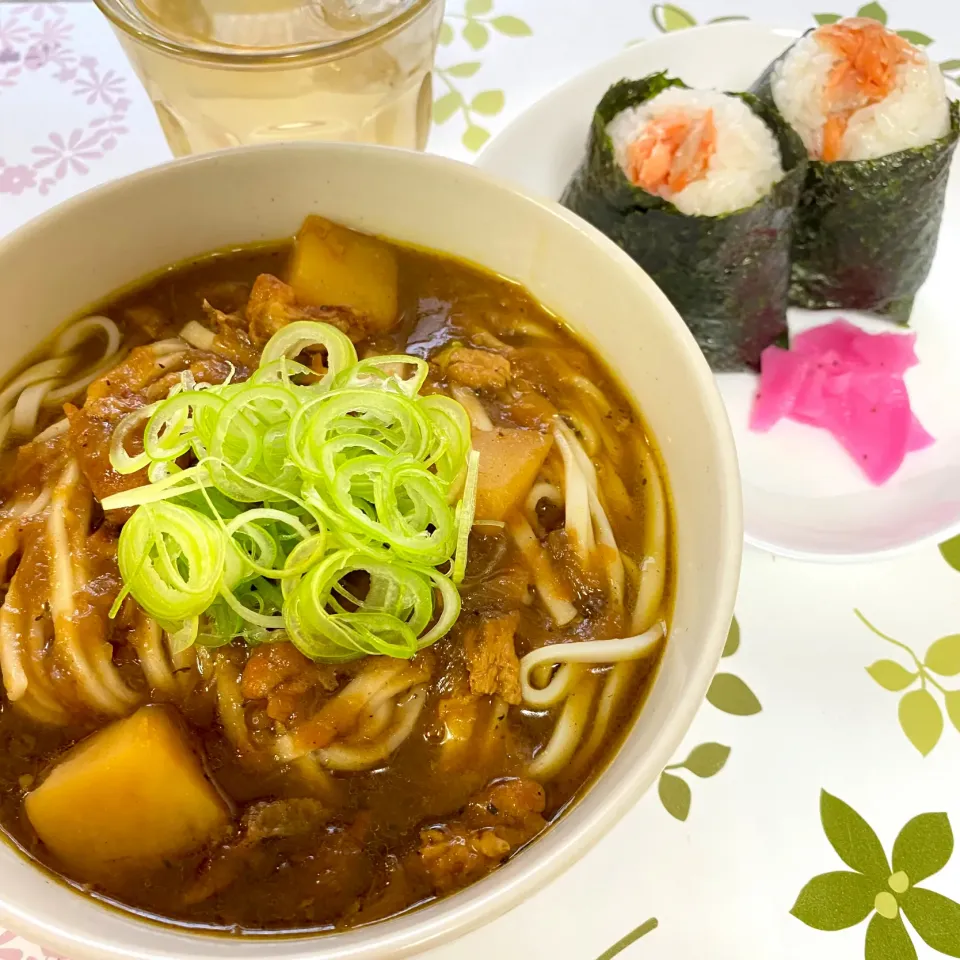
(0, 142), (743, 960)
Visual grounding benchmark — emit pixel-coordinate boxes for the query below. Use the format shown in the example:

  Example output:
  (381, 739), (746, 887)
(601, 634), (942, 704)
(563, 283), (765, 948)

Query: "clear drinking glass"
(93, 0), (444, 156)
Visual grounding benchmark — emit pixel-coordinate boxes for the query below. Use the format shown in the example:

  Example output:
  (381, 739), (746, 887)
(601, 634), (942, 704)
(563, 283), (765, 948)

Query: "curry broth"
(0, 232), (672, 932)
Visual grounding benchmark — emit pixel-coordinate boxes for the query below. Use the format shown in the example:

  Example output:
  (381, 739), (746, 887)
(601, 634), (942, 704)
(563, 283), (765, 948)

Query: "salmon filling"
(815, 17), (918, 161)
(624, 108), (718, 195)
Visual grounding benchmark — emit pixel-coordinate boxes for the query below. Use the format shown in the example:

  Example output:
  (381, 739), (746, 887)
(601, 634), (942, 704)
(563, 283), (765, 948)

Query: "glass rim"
(92, 0), (440, 66)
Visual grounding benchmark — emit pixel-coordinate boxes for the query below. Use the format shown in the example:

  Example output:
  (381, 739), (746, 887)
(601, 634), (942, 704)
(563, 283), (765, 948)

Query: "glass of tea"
(93, 0), (444, 156)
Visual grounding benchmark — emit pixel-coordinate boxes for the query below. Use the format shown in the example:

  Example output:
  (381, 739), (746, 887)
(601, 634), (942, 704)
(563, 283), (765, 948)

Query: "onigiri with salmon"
(562, 74), (808, 370)
(607, 87), (785, 216)
(752, 16), (959, 321)
(771, 17), (950, 162)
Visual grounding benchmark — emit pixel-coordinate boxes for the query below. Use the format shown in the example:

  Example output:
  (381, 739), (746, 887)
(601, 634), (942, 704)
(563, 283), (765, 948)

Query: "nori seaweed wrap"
(752, 42), (960, 324)
(560, 72), (808, 371)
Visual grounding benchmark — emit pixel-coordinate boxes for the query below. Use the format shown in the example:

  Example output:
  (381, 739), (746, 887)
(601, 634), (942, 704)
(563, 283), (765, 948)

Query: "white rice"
(771, 27), (950, 162)
(607, 87), (784, 217)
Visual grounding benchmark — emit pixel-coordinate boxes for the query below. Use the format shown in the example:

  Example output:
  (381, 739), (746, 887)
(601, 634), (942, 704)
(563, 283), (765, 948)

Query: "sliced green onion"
(106, 320), (480, 661)
(284, 549), (429, 662)
(251, 357), (315, 387)
(101, 463), (211, 511)
(166, 616), (199, 655)
(219, 582), (286, 629)
(259, 320), (357, 389)
(109, 403), (157, 476)
(117, 502), (224, 623)
(333, 355), (429, 397)
(224, 508), (314, 578)
(452, 450), (480, 584)
(144, 392), (223, 461)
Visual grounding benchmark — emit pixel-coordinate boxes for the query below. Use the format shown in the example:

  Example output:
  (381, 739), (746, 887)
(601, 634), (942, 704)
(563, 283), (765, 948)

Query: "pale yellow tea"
(94, 0), (443, 156)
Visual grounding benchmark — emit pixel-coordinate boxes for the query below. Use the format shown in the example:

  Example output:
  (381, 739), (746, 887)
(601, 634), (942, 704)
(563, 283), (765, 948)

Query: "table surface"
(2, 1), (960, 958)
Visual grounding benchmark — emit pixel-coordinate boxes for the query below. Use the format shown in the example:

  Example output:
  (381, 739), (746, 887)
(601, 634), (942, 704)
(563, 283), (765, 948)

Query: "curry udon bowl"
(0, 144), (741, 960)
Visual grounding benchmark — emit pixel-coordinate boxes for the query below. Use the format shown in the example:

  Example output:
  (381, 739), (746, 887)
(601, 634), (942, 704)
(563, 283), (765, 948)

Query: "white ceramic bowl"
(0, 144), (742, 960)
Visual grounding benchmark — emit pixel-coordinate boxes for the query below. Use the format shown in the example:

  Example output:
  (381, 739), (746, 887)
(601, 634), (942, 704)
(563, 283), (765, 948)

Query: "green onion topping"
(103, 321), (477, 662)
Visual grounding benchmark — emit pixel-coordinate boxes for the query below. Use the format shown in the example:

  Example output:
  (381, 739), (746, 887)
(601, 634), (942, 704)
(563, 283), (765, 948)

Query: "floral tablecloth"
(2, 1), (960, 958)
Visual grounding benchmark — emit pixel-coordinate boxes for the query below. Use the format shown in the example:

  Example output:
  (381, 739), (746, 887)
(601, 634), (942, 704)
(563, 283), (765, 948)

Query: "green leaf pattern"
(901, 889), (960, 956)
(707, 673), (762, 715)
(432, 0), (532, 151)
(648, 3), (959, 77)
(899, 689), (943, 756)
(656, 617), (760, 820)
(651, 3), (697, 31)
(462, 20), (489, 50)
(821, 791), (890, 879)
(790, 790), (960, 960)
(722, 616), (740, 657)
(593, 919), (659, 960)
(857, 1), (888, 24)
(793, 792), (960, 958)
(681, 742), (731, 778)
(865, 913), (918, 960)
(892, 814), (954, 884)
(490, 15), (532, 36)
(857, 610), (960, 754)
(941, 534), (960, 570)
(791, 871), (879, 930)
(867, 660), (917, 691)
(925, 635), (960, 676)
(657, 772), (691, 821)
(898, 29), (934, 45)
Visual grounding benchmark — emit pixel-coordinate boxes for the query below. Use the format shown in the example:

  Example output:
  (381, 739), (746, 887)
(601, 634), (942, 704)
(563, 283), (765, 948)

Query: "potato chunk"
(289, 215), (399, 331)
(25, 705), (229, 879)
(472, 427), (552, 522)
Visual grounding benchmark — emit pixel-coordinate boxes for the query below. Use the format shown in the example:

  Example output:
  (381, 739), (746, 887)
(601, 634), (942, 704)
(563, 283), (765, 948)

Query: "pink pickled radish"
(749, 319), (932, 485)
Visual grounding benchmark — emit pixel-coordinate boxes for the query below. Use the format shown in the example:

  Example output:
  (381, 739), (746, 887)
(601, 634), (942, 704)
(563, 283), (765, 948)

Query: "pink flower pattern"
(29, 15), (72, 48)
(0, 15), (29, 50)
(73, 61), (124, 105)
(0, 2), (132, 198)
(0, 163), (36, 195)
(0, 929), (68, 960)
(0, 929), (71, 960)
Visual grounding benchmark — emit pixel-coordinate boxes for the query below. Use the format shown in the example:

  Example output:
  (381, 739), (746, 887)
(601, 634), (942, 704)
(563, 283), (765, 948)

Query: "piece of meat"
(240, 641), (338, 724)
(418, 778), (546, 894)
(65, 395), (147, 505)
(459, 538), (530, 617)
(505, 379), (558, 429)
(461, 611), (522, 705)
(69, 345), (244, 507)
(350, 854), (425, 926)
(197, 280), (251, 315)
(185, 799), (339, 907)
(201, 300), (262, 369)
(202, 300), (245, 332)
(212, 327), (261, 371)
(245, 274), (300, 346)
(123, 305), (169, 340)
(242, 797), (333, 841)
(86, 345), (241, 404)
(245, 274), (370, 347)
(444, 347), (511, 392)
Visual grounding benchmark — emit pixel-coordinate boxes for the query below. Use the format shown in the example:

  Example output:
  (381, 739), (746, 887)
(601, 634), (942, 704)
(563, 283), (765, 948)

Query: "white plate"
(477, 21), (960, 562)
